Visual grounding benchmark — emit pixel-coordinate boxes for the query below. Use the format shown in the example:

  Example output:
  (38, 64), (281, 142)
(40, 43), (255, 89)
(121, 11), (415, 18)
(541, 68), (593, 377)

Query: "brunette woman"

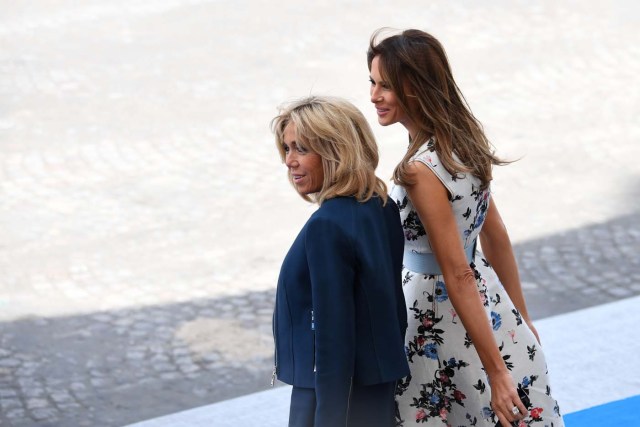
(367, 29), (564, 427)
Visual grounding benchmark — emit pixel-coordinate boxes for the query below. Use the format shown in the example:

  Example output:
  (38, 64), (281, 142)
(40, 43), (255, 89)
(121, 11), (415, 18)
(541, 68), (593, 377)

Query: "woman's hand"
(489, 371), (527, 426)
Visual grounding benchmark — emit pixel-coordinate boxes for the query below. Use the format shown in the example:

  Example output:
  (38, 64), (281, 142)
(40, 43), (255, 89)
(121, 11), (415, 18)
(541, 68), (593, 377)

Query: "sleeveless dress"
(390, 140), (564, 427)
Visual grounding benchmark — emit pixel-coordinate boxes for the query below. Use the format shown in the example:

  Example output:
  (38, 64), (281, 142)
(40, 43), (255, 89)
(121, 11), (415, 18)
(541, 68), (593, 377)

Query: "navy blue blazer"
(273, 196), (409, 425)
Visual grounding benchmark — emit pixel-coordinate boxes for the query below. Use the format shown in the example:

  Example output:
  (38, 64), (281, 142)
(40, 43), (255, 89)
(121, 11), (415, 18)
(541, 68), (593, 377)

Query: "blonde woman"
(271, 96), (410, 427)
(367, 30), (564, 427)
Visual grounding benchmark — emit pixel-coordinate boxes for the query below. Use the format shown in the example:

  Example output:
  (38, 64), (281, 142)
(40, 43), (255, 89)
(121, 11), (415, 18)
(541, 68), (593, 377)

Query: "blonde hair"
(368, 28), (509, 189)
(271, 96), (388, 205)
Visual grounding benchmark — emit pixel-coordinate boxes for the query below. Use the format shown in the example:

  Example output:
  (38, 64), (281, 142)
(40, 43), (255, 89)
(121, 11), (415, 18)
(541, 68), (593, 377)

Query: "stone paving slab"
(1, 0), (639, 426)
(125, 295), (640, 426)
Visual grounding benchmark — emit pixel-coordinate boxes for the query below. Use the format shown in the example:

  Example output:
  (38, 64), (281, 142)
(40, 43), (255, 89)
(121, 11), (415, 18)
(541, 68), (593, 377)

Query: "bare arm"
(405, 162), (525, 426)
(479, 197), (540, 343)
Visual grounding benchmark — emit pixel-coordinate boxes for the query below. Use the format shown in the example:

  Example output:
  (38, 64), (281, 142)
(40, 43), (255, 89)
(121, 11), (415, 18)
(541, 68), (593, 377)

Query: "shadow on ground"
(514, 211), (640, 319)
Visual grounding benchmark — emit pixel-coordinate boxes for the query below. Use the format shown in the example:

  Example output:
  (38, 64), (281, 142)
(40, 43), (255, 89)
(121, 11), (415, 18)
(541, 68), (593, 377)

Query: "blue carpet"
(565, 395), (640, 426)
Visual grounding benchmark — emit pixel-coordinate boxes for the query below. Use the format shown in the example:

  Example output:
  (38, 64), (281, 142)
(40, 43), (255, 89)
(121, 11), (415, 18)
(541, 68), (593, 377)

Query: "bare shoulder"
(405, 160), (448, 199)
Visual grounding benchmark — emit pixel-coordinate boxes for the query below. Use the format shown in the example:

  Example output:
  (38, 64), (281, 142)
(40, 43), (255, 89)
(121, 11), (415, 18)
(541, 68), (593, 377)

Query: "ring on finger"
(511, 406), (519, 415)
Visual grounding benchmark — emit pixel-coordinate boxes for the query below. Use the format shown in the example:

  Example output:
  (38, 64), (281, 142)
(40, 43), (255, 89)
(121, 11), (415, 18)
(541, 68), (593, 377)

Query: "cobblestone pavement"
(1, 1), (639, 426)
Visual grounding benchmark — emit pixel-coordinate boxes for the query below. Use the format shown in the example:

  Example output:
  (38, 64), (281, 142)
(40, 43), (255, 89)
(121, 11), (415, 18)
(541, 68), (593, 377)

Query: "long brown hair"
(367, 28), (508, 189)
(272, 96), (388, 205)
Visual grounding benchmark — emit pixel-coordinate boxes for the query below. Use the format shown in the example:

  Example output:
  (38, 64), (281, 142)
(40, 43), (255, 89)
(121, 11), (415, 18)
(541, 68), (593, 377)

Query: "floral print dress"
(391, 140), (563, 427)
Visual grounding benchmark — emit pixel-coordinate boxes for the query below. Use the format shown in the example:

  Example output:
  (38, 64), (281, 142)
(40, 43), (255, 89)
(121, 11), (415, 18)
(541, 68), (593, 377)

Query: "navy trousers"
(289, 381), (396, 427)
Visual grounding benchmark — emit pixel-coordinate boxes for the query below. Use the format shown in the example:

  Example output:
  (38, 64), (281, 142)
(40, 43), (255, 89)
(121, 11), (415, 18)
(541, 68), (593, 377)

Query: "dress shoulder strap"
(410, 139), (466, 198)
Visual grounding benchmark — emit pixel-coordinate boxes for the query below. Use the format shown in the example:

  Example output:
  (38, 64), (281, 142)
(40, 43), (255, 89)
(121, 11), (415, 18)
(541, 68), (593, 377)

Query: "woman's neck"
(401, 118), (420, 142)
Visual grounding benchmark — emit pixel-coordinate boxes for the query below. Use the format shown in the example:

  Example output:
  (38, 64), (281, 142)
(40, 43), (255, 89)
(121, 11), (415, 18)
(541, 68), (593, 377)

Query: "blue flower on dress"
(430, 394), (440, 405)
(482, 407), (493, 418)
(474, 212), (486, 228)
(424, 343), (438, 359)
(522, 376), (530, 387)
(448, 357), (456, 366)
(491, 312), (502, 331)
(434, 281), (448, 302)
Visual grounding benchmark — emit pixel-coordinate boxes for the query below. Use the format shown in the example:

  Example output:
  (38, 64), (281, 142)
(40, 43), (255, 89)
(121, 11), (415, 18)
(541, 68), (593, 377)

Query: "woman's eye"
(297, 146), (307, 154)
(282, 144), (290, 153)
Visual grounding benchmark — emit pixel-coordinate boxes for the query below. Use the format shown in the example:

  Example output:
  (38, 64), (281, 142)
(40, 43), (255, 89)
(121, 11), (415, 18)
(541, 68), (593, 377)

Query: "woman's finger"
(515, 397), (528, 417)
(496, 410), (511, 427)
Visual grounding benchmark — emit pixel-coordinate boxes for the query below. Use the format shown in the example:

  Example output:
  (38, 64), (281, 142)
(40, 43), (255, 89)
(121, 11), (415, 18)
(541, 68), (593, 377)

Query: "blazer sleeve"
(305, 215), (356, 427)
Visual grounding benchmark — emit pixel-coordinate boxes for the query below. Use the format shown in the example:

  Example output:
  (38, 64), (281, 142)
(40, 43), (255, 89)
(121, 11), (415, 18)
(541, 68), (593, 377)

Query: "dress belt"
(403, 239), (477, 275)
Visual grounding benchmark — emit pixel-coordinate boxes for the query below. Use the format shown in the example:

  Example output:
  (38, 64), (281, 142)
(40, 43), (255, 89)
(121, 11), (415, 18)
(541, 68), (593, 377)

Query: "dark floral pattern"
(409, 356), (470, 424)
(390, 144), (564, 426)
(403, 210), (427, 241)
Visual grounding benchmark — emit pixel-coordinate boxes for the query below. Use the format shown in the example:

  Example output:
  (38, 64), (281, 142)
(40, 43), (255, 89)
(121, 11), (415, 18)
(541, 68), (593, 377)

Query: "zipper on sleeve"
(311, 309), (316, 372)
(345, 377), (353, 424)
(271, 310), (278, 386)
(271, 337), (278, 386)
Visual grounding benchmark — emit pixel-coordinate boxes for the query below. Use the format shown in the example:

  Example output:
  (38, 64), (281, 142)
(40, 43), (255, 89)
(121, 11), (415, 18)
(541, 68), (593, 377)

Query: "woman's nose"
(285, 153), (298, 168)
(370, 87), (381, 103)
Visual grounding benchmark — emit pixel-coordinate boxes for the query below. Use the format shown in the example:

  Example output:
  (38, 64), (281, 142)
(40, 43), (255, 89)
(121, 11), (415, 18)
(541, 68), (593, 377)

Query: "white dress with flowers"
(391, 141), (564, 427)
